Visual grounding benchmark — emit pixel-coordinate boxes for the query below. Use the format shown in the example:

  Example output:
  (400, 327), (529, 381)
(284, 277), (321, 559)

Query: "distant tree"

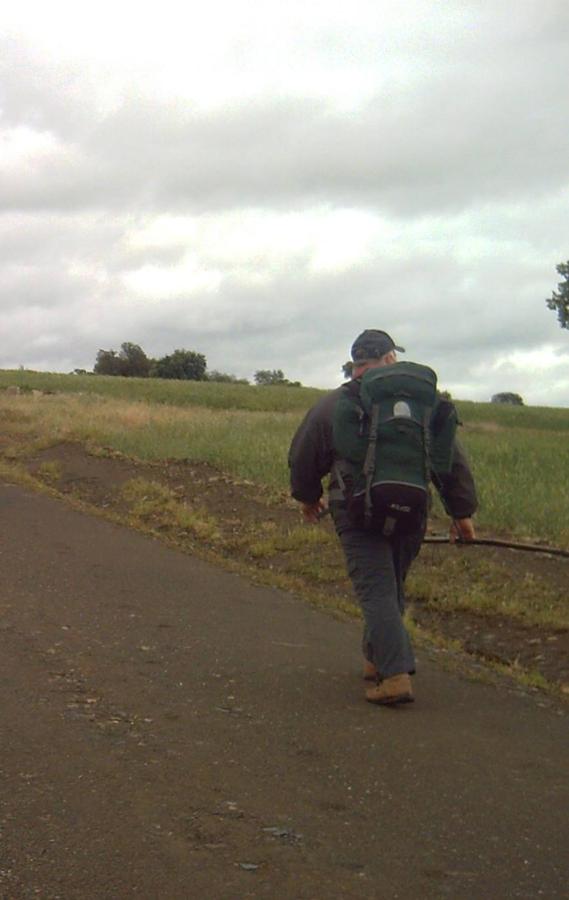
(545, 260), (569, 328)
(94, 343), (151, 377)
(118, 342), (152, 377)
(94, 348), (124, 376)
(342, 361), (353, 379)
(439, 389), (452, 400)
(206, 370), (249, 384)
(491, 392), (524, 406)
(254, 369), (287, 386)
(254, 369), (301, 387)
(72, 368), (88, 375)
(151, 349), (207, 381)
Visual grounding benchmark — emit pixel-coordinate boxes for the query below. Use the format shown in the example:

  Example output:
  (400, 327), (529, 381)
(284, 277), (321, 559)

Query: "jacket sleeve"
(433, 438), (478, 519)
(288, 393), (337, 504)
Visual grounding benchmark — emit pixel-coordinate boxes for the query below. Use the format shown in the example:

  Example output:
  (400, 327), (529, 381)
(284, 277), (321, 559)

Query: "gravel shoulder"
(1, 483), (568, 899)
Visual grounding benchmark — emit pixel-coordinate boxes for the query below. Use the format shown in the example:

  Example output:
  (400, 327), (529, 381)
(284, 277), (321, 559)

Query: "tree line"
(91, 343), (300, 386)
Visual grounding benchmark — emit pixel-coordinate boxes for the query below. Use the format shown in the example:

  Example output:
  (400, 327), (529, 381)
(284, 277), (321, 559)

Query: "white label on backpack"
(393, 400), (412, 418)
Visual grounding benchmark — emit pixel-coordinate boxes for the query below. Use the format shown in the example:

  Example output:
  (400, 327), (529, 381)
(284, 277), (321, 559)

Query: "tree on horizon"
(545, 260), (569, 329)
(151, 349), (207, 381)
(94, 342), (152, 377)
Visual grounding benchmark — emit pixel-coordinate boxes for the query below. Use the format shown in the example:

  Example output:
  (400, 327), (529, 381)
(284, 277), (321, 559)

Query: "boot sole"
(366, 692), (414, 706)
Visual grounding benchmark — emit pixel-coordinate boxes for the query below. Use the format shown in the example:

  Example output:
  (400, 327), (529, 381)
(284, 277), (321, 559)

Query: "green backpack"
(332, 361), (457, 536)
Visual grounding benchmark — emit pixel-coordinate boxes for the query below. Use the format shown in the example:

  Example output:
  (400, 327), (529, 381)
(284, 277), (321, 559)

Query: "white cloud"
(121, 261), (223, 298)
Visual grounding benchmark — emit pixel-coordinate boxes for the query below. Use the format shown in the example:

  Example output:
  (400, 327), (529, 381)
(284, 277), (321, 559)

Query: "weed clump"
(36, 461), (62, 484)
(121, 478), (221, 543)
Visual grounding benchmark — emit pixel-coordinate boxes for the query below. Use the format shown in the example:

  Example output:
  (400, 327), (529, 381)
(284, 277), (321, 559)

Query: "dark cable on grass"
(424, 535), (569, 559)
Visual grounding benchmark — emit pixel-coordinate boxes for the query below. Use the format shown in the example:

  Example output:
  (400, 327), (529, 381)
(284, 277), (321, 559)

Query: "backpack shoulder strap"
(363, 402), (381, 525)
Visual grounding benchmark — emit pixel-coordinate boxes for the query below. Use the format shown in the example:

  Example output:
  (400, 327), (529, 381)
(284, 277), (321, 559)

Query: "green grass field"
(2, 369), (569, 547)
(0, 369), (324, 412)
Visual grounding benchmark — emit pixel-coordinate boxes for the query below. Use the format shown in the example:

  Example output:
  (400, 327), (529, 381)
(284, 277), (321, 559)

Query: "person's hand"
(450, 518), (476, 543)
(301, 499), (327, 524)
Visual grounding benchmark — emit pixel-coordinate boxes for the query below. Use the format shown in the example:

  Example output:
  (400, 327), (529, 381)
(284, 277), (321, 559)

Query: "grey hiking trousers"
(333, 513), (424, 680)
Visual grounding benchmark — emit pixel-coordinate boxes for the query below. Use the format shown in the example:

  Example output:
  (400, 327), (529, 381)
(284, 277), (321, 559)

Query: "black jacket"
(288, 380), (478, 520)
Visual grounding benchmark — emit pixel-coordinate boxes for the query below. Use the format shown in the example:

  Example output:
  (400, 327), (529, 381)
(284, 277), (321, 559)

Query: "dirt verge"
(11, 441), (566, 696)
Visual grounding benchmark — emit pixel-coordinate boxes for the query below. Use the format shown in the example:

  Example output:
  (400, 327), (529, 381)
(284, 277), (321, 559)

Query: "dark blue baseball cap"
(350, 329), (405, 363)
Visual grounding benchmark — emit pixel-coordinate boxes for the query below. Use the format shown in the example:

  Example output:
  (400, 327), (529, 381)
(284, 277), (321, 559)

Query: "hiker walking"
(288, 329), (477, 706)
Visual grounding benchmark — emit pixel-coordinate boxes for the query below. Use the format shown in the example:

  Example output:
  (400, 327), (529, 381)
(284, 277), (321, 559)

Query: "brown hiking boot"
(365, 674), (414, 706)
(363, 660), (378, 681)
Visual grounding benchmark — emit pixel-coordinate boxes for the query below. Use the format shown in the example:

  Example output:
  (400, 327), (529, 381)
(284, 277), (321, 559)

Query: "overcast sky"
(1, 0), (568, 405)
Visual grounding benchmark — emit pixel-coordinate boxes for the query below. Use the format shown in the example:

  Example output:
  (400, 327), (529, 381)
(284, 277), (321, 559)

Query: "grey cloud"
(0, 39), (98, 138)
(0, 201), (563, 378)
(109, 252), (564, 383)
(0, 212), (189, 313)
(2, 244), (567, 407)
(0, 214), (123, 267)
(2, 10), (568, 218)
(1, 7), (568, 408)
(4, 89), (567, 218)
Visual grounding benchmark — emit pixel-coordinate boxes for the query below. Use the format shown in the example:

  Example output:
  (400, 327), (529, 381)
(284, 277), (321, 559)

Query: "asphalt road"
(1, 484), (567, 899)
